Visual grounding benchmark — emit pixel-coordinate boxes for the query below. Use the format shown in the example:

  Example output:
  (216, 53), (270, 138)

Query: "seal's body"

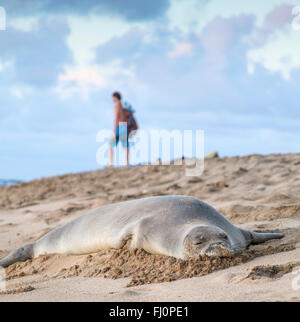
(0, 196), (284, 267)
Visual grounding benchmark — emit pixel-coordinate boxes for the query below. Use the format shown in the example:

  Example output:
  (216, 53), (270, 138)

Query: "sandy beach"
(0, 153), (300, 302)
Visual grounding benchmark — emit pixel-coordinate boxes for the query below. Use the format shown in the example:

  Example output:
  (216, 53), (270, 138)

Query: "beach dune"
(0, 153), (300, 301)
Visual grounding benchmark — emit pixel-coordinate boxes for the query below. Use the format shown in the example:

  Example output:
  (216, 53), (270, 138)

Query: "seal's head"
(184, 225), (234, 258)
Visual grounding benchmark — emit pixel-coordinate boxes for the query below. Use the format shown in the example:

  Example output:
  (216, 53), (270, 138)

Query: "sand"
(0, 153), (300, 301)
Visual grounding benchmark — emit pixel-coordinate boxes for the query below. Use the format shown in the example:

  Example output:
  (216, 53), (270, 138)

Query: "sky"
(0, 0), (300, 181)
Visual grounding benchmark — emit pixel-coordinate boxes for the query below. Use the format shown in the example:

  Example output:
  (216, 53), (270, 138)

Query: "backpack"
(123, 102), (138, 136)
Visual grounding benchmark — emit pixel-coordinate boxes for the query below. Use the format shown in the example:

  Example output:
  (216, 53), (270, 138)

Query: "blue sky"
(1, 0), (300, 180)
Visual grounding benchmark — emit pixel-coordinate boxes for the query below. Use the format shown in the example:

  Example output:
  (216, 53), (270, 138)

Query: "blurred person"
(108, 92), (129, 167)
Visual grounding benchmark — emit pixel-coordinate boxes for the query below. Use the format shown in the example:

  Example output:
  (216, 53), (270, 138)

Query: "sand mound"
(0, 286), (35, 295)
(1, 154), (300, 223)
(245, 262), (300, 280)
(5, 249), (244, 287)
(4, 227), (298, 287)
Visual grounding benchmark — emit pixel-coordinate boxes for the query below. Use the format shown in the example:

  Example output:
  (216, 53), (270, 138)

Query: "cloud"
(2, 1), (300, 180)
(94, 29), (146, 65)
(247, 3), (300, 81)
(3, 0), (171, 21)
(194, 14), (255, 72)
(56, 67), (107, 99)
(263, 3), (294, 30)
(244, 4), (300, 81)
(167, 0), (211, 32)
(10, 87), (24, 99)
(200, 14), (255, 54)
(93, 13), (258, 117)
(247, 30), (300, 80)
(167, 0), (300, 34)
(0, 17), (73, 87)
(168, 42), (194, 58)
(66, 15), (137, 67)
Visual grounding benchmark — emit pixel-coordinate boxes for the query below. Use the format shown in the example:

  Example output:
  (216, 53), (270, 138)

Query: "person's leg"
(125, 147), (129, 166)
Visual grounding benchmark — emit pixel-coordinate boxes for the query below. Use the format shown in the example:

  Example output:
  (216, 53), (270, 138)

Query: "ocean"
(0, 179), (22, 187)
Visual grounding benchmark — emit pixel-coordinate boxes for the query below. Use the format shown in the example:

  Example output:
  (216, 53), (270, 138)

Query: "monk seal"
(0, 195), (284, 267)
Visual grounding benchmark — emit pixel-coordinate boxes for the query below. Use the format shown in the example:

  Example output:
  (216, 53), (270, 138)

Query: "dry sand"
(0, 153), (300, 301)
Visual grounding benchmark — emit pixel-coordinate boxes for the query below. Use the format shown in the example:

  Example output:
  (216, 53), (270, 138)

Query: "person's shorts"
(109, 123), (128, 148)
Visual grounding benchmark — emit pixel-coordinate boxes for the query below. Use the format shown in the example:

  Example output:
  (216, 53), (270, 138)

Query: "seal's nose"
(204, 242), (234, 257)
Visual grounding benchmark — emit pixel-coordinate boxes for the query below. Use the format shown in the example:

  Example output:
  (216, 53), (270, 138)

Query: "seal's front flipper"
(0, 243), (34, 268)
